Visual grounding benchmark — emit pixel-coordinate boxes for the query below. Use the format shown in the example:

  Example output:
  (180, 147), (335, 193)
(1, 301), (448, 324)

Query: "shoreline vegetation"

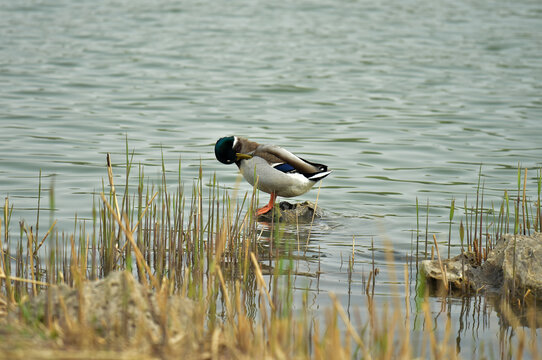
(1, 153), (541, 359)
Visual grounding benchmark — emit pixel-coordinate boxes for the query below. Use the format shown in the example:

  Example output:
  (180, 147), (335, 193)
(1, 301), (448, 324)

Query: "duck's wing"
(255, 145), (326, 175)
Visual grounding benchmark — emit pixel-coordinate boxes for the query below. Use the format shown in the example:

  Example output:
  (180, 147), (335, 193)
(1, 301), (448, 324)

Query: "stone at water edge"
(492, 232), (542, 298)
(257, 201), (324, 223)
(419, 252), (480, 292)
(420, 232), (542, 299)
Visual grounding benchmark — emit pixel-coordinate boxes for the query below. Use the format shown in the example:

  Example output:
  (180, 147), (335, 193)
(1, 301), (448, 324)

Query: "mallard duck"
(214, 136), (331, 215)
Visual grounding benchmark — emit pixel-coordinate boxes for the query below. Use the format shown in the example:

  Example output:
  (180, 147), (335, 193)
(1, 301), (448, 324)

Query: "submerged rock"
(421, 232), (542, 299)
(26, 271), (196, 348)
(257, 201), (324, 223)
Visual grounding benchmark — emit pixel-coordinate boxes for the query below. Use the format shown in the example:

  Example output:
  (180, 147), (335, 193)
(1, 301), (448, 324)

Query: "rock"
(498, 233), (542, 298)
(26, 271), (197, 348)
(420, 252), (479, 293)
(421, 232), (542, 299)
(257, 201), (324, 223)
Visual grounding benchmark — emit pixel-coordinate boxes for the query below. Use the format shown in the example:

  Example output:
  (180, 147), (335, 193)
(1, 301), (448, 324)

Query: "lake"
(1, 0), (541, 357)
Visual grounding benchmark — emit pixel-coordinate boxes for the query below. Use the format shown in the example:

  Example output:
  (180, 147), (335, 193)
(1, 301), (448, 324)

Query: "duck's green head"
(215, 136), (252, 165)
(215, 136), (236, 164)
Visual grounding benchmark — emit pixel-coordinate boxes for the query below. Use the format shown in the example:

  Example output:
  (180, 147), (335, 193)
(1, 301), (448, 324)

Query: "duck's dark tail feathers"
(307, 170), (332, 182)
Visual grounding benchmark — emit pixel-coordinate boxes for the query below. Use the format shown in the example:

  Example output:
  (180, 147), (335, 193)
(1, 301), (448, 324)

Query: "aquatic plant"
(0, 155), (539, 359)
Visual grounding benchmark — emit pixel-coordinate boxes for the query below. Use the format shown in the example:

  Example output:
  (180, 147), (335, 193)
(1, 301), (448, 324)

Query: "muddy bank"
(421, 232), (542, 299)
(23, 271), (197, 350)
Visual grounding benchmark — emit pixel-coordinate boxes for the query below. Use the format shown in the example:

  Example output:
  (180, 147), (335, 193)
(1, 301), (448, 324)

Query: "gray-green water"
(1, 0), (541, 357)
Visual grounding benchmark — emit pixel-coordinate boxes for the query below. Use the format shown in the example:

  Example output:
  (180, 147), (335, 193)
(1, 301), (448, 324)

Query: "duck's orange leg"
(256, 192), (277, 216)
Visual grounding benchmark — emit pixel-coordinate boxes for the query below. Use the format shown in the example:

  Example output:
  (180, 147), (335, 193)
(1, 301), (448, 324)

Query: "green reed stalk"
(36, 170), (42, 244)
(415, 197), (419, 268)
(459, 219), (464, 254)
(1, 199), (14, 302)
(514, 164), (521, 234)
(538, 169), (541, 232)
(505, 190), (510, 234)
(522, 168), (529, 236)
(511, 165), (521, 295)
(448, 198), (454, 259)
(479, 181), (484, 263)
(464, 196), (470, 251)
(475, 166), (482, 245)
(499, 198), (504, 239)
(121, 137), (135, 220)
(424, 199), (429, 260)
(490, 201), (496, 249)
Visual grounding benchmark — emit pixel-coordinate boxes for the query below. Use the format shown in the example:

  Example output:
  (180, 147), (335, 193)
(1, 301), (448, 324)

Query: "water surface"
(1, 0), (541, 357)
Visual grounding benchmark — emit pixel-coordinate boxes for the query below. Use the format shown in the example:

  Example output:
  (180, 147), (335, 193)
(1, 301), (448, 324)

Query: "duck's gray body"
(239, 156), (317, 197)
